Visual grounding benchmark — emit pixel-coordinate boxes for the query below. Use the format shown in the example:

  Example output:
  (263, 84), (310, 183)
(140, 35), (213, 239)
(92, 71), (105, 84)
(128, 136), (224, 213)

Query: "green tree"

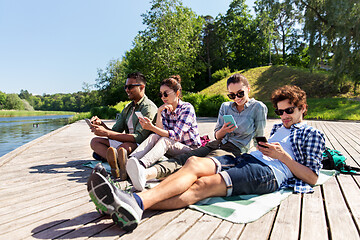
(95, 58), (128, 106)
(125, 0), (205, 100)
(294, 0), (360, 92)
(5, 94), (24, 110)
(217, 0), (268, 71)
(0, 91), (6, 109)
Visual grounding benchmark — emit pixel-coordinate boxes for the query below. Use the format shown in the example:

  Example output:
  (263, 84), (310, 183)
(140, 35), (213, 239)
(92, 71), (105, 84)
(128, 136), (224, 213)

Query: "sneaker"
(107, 147), (120, 178)
(87, 171), (143, 231)
(126, 157), (146, 191)
(117, 147), (128, 181)
(92, 163), (108, 178)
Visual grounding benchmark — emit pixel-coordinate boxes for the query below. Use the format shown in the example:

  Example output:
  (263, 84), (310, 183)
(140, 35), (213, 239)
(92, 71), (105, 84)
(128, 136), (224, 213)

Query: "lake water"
(0, 115), (73, 157)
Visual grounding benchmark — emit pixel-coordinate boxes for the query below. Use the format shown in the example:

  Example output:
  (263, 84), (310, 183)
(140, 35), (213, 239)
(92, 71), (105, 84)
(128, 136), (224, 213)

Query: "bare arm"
(91, 125), (136, 142)
(258, 142), (318, 185)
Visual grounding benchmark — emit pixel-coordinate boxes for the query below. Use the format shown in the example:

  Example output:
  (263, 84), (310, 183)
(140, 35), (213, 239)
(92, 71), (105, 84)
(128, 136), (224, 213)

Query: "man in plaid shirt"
(87, 85), (326, 231)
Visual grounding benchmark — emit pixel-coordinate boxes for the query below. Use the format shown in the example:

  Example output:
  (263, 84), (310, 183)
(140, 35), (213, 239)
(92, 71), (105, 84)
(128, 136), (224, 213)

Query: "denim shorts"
(211, 154), (278, 196)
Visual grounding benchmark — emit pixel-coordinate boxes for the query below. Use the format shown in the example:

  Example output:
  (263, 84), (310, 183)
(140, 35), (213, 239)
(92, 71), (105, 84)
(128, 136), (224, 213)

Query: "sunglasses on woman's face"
(275, 106), (297, 116)
(158, 91), (173, 98)
(227, 90), (245, 100)
(124, 84), (142, 90)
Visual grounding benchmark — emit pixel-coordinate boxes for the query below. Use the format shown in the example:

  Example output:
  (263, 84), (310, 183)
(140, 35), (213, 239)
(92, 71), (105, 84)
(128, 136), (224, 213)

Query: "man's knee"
(90, 137), (108, 149)
(183, 156), (215, 176)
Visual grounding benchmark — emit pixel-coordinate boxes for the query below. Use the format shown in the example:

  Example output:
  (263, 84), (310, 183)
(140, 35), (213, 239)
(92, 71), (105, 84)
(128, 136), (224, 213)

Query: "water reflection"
(0, 115), (73, 157)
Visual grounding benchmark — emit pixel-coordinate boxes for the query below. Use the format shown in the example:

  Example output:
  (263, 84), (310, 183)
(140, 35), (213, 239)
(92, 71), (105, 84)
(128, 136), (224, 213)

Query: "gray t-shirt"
(214, 98), (268, 153)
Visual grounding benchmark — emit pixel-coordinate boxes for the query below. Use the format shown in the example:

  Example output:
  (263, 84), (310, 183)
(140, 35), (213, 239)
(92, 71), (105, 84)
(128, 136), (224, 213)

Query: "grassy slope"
(199, 65), (360, 121)
(200, 65), (335, 100)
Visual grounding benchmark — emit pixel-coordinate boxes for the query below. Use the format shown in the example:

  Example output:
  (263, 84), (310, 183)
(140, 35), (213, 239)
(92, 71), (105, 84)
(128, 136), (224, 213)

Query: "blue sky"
(0, 0), (254, 95)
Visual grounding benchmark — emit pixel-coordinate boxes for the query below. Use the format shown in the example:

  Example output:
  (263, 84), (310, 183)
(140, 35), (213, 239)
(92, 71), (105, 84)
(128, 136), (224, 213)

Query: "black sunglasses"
(124, 84), (142, 90)
(275, 106), (296, 116)
(227, 90), (245, 100)
(158, 91), (173, 98)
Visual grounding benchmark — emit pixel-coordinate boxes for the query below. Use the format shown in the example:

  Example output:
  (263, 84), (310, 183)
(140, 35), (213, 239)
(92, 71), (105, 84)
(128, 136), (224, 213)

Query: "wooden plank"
(270, 193), (301, 240)
(337, 175), (360, 232)
(0, 184), (86, 221)
(238, 208), (277, 240)
(147, 209), (203, 240)
(119, 209), (184, 240)
(323, 176), (359, 240)
(224, 223), (246, 239)
(300, 186), (328, 240)
(87, 210), (160, 240)
(178, 214), (223, 240)
(2, 201), (96, 239)
(208, 220), (234, 240)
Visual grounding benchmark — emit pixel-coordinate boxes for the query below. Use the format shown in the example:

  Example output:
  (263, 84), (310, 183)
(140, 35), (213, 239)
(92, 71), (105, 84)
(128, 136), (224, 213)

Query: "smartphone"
(85, 118), (93, 128)
(223, 115), (238, 129)
(135, 111), (144, 119)
(255, 136), (268, 148)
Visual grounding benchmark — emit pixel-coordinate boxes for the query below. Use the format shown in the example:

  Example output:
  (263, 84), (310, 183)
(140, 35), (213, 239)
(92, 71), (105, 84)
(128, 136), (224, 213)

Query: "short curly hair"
(271, 85), (308, 117)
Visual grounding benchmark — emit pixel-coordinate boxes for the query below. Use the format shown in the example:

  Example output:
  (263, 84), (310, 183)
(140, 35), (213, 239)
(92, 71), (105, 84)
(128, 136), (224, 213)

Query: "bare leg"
(119, 142), (137, 155)
(90, 137), (110, 159)
(149, 174), (227, 210)
(137, 156), (218, 209)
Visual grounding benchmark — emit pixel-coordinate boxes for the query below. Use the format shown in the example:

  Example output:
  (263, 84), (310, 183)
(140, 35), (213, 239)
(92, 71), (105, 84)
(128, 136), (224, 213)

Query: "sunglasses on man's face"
(124, 84), (142, 90)
(275, 106), (297, 116)
(227, 90), (245, 100)
(158, 91), (173, 98)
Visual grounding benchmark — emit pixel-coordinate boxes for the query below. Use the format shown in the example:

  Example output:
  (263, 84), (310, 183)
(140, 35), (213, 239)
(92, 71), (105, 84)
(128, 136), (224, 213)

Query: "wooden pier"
(0, 118), (359, 239)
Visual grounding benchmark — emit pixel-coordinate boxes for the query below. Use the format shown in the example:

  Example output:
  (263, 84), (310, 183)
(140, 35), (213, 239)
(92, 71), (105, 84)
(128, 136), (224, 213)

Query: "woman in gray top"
(127, 73), (268, 190)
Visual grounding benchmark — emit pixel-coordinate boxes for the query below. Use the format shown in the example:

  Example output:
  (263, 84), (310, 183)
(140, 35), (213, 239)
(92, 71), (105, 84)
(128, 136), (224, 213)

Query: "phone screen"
(255, 136), (268, 148)
(135, 112), (144, 119)
(85, 119), (92, 128)
(223, 115), (238, 129)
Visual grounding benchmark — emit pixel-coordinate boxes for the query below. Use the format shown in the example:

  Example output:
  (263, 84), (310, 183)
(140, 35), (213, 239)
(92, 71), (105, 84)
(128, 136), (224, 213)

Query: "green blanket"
(189, 169), (336, 223)
(83, 161), (336, 223)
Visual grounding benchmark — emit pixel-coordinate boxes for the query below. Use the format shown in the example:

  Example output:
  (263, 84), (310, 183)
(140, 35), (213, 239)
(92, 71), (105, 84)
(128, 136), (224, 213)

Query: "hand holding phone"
(223, 115), (238, 129)
(85, 118), (93, 128)
(135, 111), (144, 120)
(255, 136), (268, 148)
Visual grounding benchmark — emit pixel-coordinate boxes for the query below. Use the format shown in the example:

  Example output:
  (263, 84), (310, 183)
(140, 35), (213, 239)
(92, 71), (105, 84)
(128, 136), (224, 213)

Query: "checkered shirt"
(161, 100), (201, 147)
(270, 122), (326, 193)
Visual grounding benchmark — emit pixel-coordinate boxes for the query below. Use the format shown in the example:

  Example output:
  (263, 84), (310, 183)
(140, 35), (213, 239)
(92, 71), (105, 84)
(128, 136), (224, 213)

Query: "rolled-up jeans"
(211, 153), (278, 196)
(154, 140), (243, 179)
(129, 133), (195, 168)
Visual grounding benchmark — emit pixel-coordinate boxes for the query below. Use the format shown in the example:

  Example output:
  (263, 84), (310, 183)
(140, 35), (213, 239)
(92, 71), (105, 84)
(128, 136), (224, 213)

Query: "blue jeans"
(212, 154), (278, 196)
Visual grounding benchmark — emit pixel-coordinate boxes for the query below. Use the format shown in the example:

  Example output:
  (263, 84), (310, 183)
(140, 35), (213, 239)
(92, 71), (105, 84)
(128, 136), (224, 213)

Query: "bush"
(184, 93), (227, 117)
(90, 106), (119, 119)
(198, 94), (227, 117)
(211, 67), (231, 82)
(183, 93), (207, 113)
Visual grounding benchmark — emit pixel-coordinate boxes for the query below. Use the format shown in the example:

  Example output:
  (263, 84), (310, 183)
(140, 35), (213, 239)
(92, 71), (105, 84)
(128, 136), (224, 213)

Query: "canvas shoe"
(117, 147), (128, 181)
(126, 157), (146, 191)
(87, 171), (143, 232)
(106, 147), (120, 178)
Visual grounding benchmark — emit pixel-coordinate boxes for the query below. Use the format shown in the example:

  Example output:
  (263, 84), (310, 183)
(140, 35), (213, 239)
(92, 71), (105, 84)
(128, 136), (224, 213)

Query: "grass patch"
(68, 112), (92, 124)
(0, 110), (76, 117)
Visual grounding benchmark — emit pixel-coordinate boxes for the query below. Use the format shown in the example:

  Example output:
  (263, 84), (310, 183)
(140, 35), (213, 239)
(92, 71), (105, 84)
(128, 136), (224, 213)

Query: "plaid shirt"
(270, 122), (325, 193)
(161, 100), (201, 147)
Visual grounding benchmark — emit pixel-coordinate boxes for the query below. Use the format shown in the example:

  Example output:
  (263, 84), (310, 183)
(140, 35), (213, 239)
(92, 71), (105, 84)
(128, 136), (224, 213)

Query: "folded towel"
(189, 169), (336, 223)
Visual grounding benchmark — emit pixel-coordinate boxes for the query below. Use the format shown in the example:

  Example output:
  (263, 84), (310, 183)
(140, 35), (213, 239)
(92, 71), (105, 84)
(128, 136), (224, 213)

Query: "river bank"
(0, 110), (76, 117)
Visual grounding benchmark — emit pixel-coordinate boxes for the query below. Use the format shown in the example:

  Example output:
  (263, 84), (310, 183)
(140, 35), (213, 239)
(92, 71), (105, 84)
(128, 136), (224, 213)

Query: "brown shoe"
(106, 147), (120, 178)
(117, 147), (128, 181)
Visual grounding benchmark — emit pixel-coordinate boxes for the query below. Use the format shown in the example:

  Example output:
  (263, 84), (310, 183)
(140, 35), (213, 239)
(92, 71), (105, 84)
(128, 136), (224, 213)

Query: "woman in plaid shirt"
(125, 75), (201, 191)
